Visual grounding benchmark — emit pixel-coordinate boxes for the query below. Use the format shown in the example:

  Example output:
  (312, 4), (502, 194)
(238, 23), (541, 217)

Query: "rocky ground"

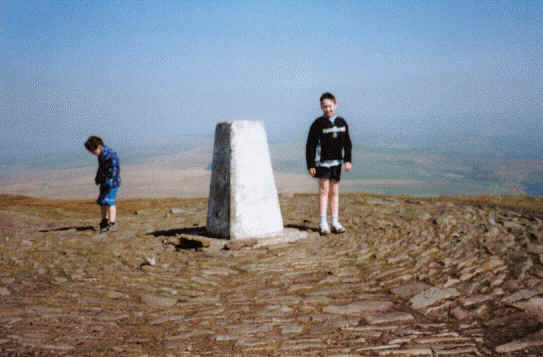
(1, 193), (543, 356)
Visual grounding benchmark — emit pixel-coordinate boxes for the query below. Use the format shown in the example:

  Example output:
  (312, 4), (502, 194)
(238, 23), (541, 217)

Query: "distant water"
(524, 183), (543, 197)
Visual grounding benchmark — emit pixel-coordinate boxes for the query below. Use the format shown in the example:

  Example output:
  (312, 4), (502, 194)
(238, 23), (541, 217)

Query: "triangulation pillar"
(207, 121), (283, 240)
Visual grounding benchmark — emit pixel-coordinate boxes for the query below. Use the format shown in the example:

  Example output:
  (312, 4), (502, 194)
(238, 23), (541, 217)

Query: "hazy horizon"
(2, 1), (542, 159)
(2, 1), (542, 197)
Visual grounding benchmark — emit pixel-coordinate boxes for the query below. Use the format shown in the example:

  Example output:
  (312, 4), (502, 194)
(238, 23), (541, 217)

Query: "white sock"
(320, 215), (328, 227)
(332, 215), (339, 226)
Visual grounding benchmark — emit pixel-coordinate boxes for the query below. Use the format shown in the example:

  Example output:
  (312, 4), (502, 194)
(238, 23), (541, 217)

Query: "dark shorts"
(97, 186), (119, 206)
(315, 165), (342, 182)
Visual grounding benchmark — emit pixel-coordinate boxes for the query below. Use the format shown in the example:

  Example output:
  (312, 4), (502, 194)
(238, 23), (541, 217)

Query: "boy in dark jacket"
(306, 92), (352, 235)
(85, 136), (121, 233)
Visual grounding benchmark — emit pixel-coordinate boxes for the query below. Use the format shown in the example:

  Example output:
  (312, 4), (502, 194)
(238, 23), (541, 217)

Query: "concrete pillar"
(207, 121), (283, 239)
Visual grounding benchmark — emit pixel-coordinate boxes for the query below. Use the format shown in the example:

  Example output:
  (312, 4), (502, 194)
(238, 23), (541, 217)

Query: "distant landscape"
(1, 130), (543, 199)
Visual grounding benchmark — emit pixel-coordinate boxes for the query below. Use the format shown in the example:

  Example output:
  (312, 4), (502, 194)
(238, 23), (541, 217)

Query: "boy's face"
(89, 145), (102, 157)
(320, 98), (337, 118)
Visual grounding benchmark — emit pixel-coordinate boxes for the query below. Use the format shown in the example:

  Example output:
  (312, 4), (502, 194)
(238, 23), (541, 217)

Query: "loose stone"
(410, 288), (460, 309)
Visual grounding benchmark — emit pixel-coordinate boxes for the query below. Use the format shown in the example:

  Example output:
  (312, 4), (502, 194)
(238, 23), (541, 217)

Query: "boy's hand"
(344, 162), (352, 172)
(308, 168), (316, 177)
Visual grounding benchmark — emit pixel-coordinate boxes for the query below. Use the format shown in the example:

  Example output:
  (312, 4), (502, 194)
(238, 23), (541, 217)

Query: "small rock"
(170, 208), (185, 214)
(0, 287), (10, 296)
(452, 306), (470, 320)
(475, 304), (488, 317)
(528, 243), (543, 254)
(107, 291), (124, 299)
(419, 212), (432, 221)
(444, 278), (460, 288)
(53, 277), (68, 284)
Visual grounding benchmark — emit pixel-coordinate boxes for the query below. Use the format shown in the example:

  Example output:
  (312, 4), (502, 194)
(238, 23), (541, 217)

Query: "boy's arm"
(306, 121), (319, 171)
(95, 168), (101, 185)
(343, 121), (352, 164)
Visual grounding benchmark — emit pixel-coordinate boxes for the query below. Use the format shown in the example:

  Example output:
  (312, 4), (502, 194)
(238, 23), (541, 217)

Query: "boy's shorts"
(97, 186), (119, 206)
(315, 165), (342, 182)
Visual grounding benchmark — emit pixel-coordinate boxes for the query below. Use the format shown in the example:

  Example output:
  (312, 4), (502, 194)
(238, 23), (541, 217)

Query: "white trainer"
(331, 222), (346, 234)
(319, 224), (331, 236)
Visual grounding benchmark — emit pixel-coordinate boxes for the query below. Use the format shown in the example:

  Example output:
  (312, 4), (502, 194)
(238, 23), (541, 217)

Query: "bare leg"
(318, 178), (330, 217)
(101, 205), (107, 220)
(108, 205), (116, 223)
(330, 180), (339, 217)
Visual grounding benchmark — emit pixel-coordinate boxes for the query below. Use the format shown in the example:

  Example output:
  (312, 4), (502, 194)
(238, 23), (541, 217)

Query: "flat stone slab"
(141, 294), (178, 308)
(496, 329), (543, 353)
(323, 301), (394, 315)
(513, 297), (543, 322)
(410, 287), (460, 310)
(179, 228), (309, 250)
(253, 228), (309, 247)
(391, 282), (430, 298)
(364, 312), (415, 324)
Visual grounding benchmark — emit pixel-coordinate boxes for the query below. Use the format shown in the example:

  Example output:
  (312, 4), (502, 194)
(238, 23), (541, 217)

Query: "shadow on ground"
(147, 226), (228, 250)
(285, 223), (318, 233)
(39, 226), (96, 233)
(148, 226), (209, 238)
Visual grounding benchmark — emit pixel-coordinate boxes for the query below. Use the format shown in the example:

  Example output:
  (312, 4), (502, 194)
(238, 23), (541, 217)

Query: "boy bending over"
(85, 136), (121, 233)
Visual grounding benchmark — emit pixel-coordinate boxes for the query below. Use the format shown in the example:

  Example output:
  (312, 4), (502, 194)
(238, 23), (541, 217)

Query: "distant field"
(1, 140), (542, 198)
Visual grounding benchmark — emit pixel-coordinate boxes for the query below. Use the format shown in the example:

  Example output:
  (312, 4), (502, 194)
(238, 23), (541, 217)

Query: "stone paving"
(1, 193), (543, 356)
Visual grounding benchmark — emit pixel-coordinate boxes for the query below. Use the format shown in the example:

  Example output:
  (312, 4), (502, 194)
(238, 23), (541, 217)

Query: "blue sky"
(1, 1), (542, 159)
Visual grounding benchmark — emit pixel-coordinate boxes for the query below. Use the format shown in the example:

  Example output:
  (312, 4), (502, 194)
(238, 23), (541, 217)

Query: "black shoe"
(108, 222), (117, 232)
(99, 219), (109, 233)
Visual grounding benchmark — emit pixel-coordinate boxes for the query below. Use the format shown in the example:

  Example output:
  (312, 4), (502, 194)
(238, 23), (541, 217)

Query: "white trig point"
(207, 121), (284, 240)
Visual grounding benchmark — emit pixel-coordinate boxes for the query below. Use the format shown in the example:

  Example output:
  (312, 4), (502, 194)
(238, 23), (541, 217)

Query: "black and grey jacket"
(306, 116), (352, 170)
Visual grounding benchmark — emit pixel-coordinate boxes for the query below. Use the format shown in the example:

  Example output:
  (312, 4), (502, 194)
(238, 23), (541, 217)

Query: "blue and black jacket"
(95, 145), (121, 188)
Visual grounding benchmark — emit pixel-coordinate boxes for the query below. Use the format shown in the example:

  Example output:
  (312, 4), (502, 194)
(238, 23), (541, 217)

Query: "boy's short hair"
(85, 136), (104, 151)
(320, 92), (336, 103)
